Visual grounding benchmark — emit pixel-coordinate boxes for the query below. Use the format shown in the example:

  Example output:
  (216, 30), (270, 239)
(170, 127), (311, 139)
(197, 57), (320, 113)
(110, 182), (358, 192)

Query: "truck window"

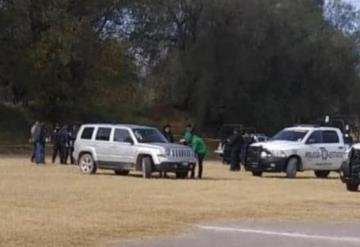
(81, 127), (94, 140)
(306, 131), (322, 144)
(114, 129), (132, 143)
(322, 131), (339, 144)
(95, 128), (111, 141)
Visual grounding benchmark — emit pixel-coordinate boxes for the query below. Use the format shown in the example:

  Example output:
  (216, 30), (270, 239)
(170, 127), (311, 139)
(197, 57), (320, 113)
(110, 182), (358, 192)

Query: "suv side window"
(306, 131), (322, 144)
(81, 127), (94, 140)
(322, 130), (339, 144)
(95, 128), (111, 141)
(114, 129), (132, 143)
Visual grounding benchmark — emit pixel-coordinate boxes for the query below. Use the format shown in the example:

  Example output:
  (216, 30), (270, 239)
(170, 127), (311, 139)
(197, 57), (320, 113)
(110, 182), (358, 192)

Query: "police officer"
(52, 124), (61, 164)
(59, 125), (69, 164)
(228, 129), (243, 171)
(66, 125), (78, 165)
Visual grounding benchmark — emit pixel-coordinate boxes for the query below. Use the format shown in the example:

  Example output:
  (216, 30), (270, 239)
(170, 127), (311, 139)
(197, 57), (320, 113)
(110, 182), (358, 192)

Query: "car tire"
(346, 183), (359, 192)
(286, 157), (298, 178)
(252, 171), (263, 177)
(314, 170), (330, 178)
(79, 153), (97, 175)
(142, 157), (152, 179)
(176, 171), (188, 179)
(114, 170), (130, 176)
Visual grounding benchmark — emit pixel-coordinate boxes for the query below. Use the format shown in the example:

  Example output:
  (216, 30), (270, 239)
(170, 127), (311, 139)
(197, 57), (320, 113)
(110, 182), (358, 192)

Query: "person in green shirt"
(185, 133), (207, 179)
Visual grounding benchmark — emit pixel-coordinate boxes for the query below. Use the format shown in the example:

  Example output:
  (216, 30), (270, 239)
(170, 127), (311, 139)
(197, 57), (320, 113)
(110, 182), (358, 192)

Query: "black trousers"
(230, 148), (241, 171)
(60, 145), (68, 164)
(52, 144), (61, 163)
(191, 154), (205, 179)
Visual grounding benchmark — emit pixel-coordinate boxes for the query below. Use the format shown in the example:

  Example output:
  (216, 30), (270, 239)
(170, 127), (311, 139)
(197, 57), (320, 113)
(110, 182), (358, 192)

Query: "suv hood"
(137, 143), (192, 151)
(251, 140), (305, 151)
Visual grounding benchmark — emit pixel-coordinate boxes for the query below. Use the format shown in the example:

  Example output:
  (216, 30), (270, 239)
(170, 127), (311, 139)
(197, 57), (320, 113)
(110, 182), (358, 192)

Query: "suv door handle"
(338, 147), (344, 150)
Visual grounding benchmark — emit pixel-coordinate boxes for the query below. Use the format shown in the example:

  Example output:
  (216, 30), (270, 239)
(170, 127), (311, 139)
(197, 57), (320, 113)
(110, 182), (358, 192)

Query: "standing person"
(52, 124), (61, 164)
(59, 125), (69, 164)
(67, 125), (78, 165)
(162, 124), (175, 143)
(35, 123), (46, 165)
(180, 124), (194, 145)
(30, 121), (39, 163)
(185, 133), (207, 179)
(229, 129), (243, 171)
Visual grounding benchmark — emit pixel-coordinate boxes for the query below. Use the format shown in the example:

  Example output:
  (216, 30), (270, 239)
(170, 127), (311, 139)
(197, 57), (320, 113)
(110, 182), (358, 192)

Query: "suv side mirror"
(125, 137), (134, 145)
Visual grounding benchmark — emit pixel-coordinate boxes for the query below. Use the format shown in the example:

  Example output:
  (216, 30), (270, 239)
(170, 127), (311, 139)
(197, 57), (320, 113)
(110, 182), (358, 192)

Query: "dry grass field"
(0, 157), (360, 247)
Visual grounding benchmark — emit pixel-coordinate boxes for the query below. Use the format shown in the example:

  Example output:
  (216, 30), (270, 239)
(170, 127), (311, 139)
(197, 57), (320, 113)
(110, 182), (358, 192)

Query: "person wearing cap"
(185, 133), (207, 179)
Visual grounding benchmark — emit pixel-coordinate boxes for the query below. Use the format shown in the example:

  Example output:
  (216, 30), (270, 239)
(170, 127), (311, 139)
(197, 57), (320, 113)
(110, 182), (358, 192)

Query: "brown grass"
(0, 157), (360, 247)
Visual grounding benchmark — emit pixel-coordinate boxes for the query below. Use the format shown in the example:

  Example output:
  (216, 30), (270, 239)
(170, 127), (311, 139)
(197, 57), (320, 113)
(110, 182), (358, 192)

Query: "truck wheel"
(286, 157), (298, 178)
(176, 171), (188, 179)
(314, 170), (330, 178)
(79, 153), (97, 175)
(142, 157), (152, 179)
(114, 170), (130, 176)
(340, 161), (350, 178)
(252, 171), (263, 177)
(346, 183), (359, 192)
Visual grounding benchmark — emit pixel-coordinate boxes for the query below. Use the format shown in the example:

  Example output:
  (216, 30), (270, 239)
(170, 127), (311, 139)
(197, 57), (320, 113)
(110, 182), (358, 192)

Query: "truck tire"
(142, 157), (152, 179)
(314, 170), (330, 178)
(346, 183), (359, 192)
(286, 157), (298, 178)
(340, 161), (350, 178)
(114, 170), (130, 176)
(252, 171), (263, 177)
(176, 171), (188, 179)
(79, 153), (97, 175)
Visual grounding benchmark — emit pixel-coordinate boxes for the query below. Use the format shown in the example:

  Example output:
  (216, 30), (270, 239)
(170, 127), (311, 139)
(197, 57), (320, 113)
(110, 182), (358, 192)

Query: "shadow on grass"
(262, 175), (339, 180)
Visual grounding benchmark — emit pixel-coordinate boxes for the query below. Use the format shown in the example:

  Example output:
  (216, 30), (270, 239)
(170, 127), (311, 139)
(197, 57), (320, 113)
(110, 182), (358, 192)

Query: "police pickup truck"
(245, 126), (348, 178)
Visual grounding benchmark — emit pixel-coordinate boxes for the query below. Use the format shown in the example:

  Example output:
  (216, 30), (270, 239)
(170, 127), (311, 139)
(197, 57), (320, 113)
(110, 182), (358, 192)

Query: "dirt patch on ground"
(0, 158), (359, 246)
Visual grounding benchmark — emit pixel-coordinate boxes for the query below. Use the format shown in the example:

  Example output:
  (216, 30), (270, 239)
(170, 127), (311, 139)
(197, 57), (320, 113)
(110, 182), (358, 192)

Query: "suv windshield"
(133, 128), (168, 143)
(272, 130), (308, 142)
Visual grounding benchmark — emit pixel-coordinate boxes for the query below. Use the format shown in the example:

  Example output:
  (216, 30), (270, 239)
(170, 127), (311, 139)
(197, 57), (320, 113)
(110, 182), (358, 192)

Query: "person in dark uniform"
(228, 129), (243, 171)
(66, 125), (78, 165)
(162, 124), (175, 143)
(59, 125), (69, 164)
(35, 123), (46, 165)
(242, 132), (256, 165)
(52, 124), (61, 164)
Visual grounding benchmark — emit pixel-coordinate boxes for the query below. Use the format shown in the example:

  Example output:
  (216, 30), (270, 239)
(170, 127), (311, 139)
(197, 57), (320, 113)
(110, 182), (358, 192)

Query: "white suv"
(73, 124), (197, 178)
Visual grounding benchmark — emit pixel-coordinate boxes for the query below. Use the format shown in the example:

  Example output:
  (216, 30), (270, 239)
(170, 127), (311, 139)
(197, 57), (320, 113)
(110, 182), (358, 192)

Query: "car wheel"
(176, 171), (188, 179)
(346, 183), (359, 192)
(142, 157), (152, 179)
(286, 157), (298, 178)
(252, 171), (263, 177)
(114, 170), (130, 176)
(314, 170), (330, 178)
(79, 154), (97, 175)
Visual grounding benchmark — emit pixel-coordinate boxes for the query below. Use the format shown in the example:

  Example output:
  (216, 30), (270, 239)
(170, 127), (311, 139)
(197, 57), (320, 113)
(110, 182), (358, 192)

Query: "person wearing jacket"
(162, 124), (175, 143)
(59, 125), (69, 164)
(52, 124), (61, 164)
(185, 133), (207, 179)
(30, 121), (39, 163)
(34, 123), (46, 165)
(228, 129), (243, 171)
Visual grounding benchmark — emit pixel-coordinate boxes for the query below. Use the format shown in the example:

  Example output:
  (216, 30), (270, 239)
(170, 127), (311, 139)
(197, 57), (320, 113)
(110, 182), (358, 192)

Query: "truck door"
(321, 130), (345, 170)
(94, 127), (113, 166)
(304, 130), (323, 169)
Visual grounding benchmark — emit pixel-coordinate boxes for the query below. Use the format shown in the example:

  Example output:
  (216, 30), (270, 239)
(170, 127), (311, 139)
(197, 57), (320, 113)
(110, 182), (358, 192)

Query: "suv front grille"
(170, 149), (192, 158)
